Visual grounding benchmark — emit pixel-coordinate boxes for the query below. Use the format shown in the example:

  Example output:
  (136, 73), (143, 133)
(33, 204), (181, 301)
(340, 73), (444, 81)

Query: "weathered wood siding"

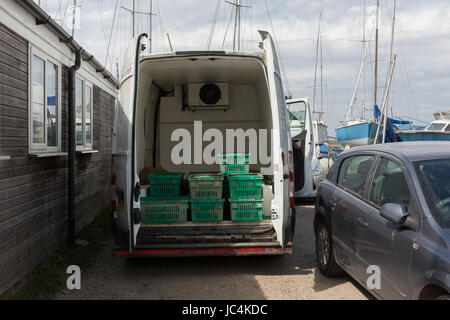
(0, 22), (115, 294)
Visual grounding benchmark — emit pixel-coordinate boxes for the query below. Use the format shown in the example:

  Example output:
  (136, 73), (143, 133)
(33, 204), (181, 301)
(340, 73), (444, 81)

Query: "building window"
(76, 77), (93, 150)
(30, 47), (61, 152)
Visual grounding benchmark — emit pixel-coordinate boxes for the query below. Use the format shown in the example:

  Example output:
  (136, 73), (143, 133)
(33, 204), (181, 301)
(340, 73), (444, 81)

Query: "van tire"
(436, 295), (450, 300)
(315, 219), (344, 277)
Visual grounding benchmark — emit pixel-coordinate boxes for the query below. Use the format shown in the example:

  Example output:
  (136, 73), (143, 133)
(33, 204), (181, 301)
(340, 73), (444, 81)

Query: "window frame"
(75, 76), (94, 151)
(28, 46), (62, 153)
(336, 153), (377, 200)
(365, 155), (414, 211)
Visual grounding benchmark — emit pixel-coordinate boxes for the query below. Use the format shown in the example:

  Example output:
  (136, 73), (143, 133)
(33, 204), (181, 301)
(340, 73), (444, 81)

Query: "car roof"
(343, 142), (450, 162)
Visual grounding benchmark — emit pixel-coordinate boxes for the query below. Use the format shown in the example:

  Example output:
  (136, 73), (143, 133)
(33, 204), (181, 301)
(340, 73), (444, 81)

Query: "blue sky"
(37, 0), (450, 132)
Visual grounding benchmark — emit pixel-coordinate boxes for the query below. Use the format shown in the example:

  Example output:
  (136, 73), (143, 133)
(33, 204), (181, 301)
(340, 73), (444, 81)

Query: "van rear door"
(259, 31), (294, 247)
(112, 34), (147, 252)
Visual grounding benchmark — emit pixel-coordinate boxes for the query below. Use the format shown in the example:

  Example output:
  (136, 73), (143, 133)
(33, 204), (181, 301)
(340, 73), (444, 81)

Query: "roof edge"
(16, 0), (119, 89)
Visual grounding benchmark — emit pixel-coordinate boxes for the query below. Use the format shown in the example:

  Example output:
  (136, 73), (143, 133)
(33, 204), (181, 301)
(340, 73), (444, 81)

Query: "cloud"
(37, 0), (450, 132)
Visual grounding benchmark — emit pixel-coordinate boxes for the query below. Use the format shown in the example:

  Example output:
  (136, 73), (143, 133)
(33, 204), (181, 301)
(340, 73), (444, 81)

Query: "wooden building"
(0, 0), (118, 294)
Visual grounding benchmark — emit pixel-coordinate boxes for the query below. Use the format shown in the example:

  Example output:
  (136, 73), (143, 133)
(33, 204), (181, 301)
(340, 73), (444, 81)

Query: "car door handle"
(357, 217), (368, 229)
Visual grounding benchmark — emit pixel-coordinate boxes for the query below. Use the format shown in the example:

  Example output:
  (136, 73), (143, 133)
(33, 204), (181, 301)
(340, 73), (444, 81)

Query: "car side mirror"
(380, 203), (409, 225)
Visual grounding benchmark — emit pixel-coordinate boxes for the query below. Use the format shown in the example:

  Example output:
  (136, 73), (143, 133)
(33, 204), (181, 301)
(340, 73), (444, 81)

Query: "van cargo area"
(134, 55), (276, 248)
(112, 47), (296, 256)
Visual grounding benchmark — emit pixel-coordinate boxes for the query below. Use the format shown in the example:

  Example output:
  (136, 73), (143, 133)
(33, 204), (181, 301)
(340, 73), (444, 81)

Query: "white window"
(76, 77), (93, 150)
(29, 47), (61, 152)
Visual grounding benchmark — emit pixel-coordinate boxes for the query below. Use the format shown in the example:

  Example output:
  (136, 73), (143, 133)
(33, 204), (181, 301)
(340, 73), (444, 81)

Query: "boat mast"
(232, 0), (241, 51)
(312, 13), (322, 120)
(362, 0), (366, 119)
(149, 0), (155, 53)
(132, 0), (135, 38)
(345, 2), (371, 125)
(374, 54), (397, 144)
(346, 41), (370, 124)
(320, 34), (324, 122)
(384, 0), (396, 113)
(71, 0), (77, 38)
(374, 0), (380, 111)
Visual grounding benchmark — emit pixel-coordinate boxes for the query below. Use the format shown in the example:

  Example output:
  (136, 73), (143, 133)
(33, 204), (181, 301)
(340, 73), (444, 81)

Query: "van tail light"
(289, 151), (295, 209)
(111, 155), (117, 211)
(281, 152), (286, 166)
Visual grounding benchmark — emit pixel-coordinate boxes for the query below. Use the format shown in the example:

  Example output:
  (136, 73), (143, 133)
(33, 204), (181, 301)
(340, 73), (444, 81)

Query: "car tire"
(315, 219), (344, 277)
(436, 295), (450, 300)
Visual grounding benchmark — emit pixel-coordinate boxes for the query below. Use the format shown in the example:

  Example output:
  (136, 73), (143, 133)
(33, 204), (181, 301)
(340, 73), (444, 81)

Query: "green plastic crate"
(190, 199), (225, 222)
(219, 154), (250, 175)
(141, 196), (189, 224)
(227, 174), (263, 199)
(229, 199), (264, 222)
(148, 173), (184, 196)
(188, 173), (224, 199)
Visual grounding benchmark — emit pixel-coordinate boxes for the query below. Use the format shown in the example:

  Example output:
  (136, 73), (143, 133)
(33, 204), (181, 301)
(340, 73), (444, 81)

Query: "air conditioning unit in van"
(188, 83), (229, 108)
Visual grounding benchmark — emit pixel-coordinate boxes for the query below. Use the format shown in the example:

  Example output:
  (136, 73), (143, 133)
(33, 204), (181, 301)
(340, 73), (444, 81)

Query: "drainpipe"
(68, 49), (82, 246)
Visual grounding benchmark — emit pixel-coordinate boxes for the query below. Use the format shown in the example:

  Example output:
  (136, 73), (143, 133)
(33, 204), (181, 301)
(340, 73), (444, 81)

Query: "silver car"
(314, 142), (450, 300)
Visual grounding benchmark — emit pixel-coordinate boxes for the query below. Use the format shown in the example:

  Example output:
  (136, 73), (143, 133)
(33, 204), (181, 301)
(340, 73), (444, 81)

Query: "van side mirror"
(380, 203), (409, 225)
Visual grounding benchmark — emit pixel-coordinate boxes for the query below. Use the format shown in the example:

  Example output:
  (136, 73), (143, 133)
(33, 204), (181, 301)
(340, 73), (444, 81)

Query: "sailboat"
(336, 0), (381, 147)
(311, 13), (329, 146)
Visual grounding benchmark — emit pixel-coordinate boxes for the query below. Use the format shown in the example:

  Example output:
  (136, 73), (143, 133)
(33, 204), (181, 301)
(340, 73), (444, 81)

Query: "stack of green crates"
(141, 173), (188, 224)
(188, 173), (225, 222)
(228, 174), (264, 221)
(222, 153), (264, 222)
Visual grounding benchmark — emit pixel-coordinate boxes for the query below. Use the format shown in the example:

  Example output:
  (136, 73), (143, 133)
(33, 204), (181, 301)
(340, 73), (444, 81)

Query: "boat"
(336, 120), (381, 146)
(396, 111), (450, 142)
(336, 0), (379, 147)
(337, 0), (399, 147)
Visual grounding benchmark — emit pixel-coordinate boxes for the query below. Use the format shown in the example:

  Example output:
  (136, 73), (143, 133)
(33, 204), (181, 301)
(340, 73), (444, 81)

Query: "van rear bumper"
(115, 244), (292, 257)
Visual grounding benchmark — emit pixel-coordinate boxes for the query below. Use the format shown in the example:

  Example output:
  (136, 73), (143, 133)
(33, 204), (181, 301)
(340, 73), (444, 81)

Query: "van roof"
(140, 51), (265, 60)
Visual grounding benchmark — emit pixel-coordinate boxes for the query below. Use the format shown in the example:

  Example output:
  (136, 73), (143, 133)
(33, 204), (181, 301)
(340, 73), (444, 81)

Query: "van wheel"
(436, 295), (450, 300)
(315, 220), (344, 277)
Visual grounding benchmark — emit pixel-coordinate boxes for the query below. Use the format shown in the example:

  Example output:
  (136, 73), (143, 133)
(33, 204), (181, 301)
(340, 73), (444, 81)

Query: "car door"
(356, 156), (419, 299)
(331, 154), (376, 277)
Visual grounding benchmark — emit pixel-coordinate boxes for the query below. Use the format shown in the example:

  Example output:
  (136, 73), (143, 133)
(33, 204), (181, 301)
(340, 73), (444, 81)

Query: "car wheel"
(436, 295), (450, 300)
(315, 219), (344, 277)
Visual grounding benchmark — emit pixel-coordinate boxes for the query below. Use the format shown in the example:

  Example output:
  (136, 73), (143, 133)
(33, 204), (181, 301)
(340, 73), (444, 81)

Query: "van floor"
(136, 220), (277, 246)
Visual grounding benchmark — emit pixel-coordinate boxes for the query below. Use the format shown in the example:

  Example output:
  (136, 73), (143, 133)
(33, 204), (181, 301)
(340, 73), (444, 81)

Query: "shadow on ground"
(56, 205), (370, 300)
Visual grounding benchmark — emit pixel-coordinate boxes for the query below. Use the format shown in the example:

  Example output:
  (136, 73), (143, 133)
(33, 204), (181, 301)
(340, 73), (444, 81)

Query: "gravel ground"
(55, 204), (371, 300)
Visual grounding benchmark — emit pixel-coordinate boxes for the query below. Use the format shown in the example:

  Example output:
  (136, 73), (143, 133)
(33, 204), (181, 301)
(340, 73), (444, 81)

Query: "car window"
(338, 155), (375, 196)
(414, 159), (450, 229)
(369, 158), (411, 210)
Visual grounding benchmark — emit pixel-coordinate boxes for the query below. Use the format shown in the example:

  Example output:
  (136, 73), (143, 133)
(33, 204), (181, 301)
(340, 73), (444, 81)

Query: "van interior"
(133, 54), (280, 247)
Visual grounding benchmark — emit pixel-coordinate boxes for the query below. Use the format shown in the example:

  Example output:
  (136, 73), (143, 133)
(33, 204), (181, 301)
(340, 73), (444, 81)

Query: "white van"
(111, 31), (312, 257)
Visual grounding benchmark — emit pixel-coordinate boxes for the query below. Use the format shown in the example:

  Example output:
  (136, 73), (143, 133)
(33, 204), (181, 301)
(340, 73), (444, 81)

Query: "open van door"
(259, 31), (295, 247)
(112, 34), (148, 252)
(286, 98), (315, 198)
